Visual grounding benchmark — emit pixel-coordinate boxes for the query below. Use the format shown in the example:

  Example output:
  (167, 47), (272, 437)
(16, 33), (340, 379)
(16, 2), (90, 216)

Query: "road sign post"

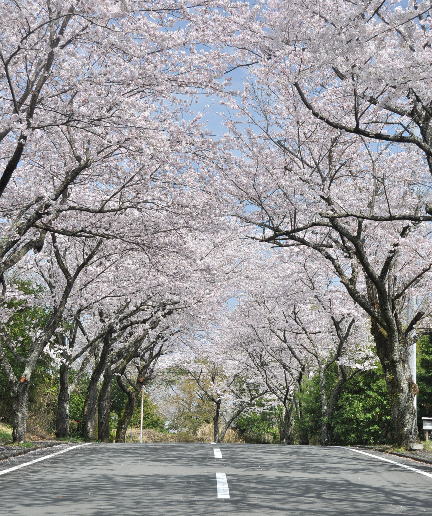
(422, 418), (432, 441)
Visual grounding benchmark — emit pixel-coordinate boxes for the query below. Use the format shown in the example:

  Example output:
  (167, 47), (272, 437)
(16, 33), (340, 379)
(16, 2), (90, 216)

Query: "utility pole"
(139, 384), (144, 444)
(409, 339), (417, 412)
(137, 374), (146, 444)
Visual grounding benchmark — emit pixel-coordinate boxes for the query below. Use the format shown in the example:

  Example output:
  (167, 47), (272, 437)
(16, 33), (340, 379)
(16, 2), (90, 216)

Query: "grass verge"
(0, 422), (12, 444)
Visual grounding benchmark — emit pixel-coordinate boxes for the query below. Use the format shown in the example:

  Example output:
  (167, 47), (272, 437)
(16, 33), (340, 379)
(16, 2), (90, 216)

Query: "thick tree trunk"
(81, 332), (112, 440)
(373, 323), (418, 445)
(326, 379), (345, 445)
(383, 356), (417, 445)
(98, 368), (113, 442)
(115, 376), (137, 443)
(81, 380), (98, 440)
(56, 363), (70, 438)
(12, 381), (29, 443)
(213, 398), (221, 443)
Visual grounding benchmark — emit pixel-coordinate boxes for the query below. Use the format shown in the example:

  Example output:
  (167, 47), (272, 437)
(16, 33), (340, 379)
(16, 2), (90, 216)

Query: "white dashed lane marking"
(216, 472), (230, 499)
(214, 448), (222, 459)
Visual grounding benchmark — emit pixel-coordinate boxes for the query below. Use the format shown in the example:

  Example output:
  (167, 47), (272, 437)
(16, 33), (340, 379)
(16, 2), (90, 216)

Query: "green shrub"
(235, 408), (280, 443)
(332, 367), (391, 445)
(0, 422), (12, 444)
(293, 375), (322, 444)
(110, 380), (166, 434)
(418, 333), (432, 437)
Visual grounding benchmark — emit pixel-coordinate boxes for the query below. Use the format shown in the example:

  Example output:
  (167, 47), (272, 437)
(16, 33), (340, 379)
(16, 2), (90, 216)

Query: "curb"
(383, 450), (432, 466)
(0, 441), (71, 463)
(356, 446), (432, 467)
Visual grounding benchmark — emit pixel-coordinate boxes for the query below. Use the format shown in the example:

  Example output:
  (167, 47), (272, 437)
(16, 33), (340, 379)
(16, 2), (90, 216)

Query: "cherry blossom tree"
(170, 325), (269, 443)
(0, 0), (243, 442)
(228, 321), (302, 444)
(0, 0), (234, 282)
(208, 3), (432, 442)
(223, 252), (374, 444)
(1, 191), (243, 441)
(0, 235), (103, 441)
(220, 101), (431, 443)
(261, 0), (432, 193)
(3, 0), (431, 448)
(113, 335), (170, 443)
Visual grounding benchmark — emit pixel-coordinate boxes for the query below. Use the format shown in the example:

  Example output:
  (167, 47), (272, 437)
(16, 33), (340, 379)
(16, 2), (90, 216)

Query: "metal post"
(139, 385), (144, 444)
(409, 340), (417, 412)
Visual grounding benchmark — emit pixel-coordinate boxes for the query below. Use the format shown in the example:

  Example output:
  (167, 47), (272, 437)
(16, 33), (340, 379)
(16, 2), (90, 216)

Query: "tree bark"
(319, 370), (331, 446)
(0, 134), (27, 199)
(97, 367), (113, 442)
(81, 331), (112, 440)
(319, 366), (349, 446)
(280, 404), (293, 445)
(81, 374), (100, 441)
(372, 322), (418, 446)
(115, 375), (137, 443)
(12, 380), (29, 443)
(213, 398), (221, 443)
(55, 363), (70, 438)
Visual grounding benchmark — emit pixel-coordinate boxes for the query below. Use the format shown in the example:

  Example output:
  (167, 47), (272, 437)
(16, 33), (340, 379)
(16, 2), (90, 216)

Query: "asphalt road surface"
(1, 443), (432, 515)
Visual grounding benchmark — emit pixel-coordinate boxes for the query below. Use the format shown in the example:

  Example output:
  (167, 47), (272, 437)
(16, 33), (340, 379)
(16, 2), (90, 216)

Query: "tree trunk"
(213, 398), (221, 443)
(280, 404), (293, 445)
(384, 355), (417, 445)
(81, 332), (112, 440)
(56, 363), (70, 438)
(319, 366), (349, 446)
(12, 381), (29, 443)
(373, 323), (418, 446)
(319, 371), (331, 446)
(98, 368), (113, 442)
(81, 372), (100, 441)
(115, 376), (137, 443)
(294, 369), (309, 444)
(293, 396), (309, 444)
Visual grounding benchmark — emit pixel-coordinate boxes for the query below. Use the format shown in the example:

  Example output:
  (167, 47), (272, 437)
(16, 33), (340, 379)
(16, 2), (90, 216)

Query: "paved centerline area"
(1, 443), (223, 515)
(213, 447), (223, 459)
(213, 446), (229, 498)
(215, 471), (230, 499)
(1, 443), (432, 515)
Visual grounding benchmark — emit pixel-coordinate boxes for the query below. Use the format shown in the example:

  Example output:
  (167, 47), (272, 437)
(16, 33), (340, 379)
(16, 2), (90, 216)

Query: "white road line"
(216, 472), (230, 499)
(347, 447), (432, 479)
(0, 443), (92, 477)
(214, 448), (222, 459)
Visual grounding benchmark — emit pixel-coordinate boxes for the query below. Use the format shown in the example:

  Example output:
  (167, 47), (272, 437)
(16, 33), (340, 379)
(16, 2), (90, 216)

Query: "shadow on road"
(0, 443), (429, 515)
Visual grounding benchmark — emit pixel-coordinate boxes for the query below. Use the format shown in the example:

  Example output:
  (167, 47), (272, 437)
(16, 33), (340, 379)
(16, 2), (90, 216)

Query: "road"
(1, 443), (431, 515)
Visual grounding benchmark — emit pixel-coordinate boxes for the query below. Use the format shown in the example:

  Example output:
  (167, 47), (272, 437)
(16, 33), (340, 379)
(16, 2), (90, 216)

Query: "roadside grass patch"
(0, 422), (12, 444)
(13, 442), (34, 448)
(422, 440), (432, 452)
(389, 446), (406, 453)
